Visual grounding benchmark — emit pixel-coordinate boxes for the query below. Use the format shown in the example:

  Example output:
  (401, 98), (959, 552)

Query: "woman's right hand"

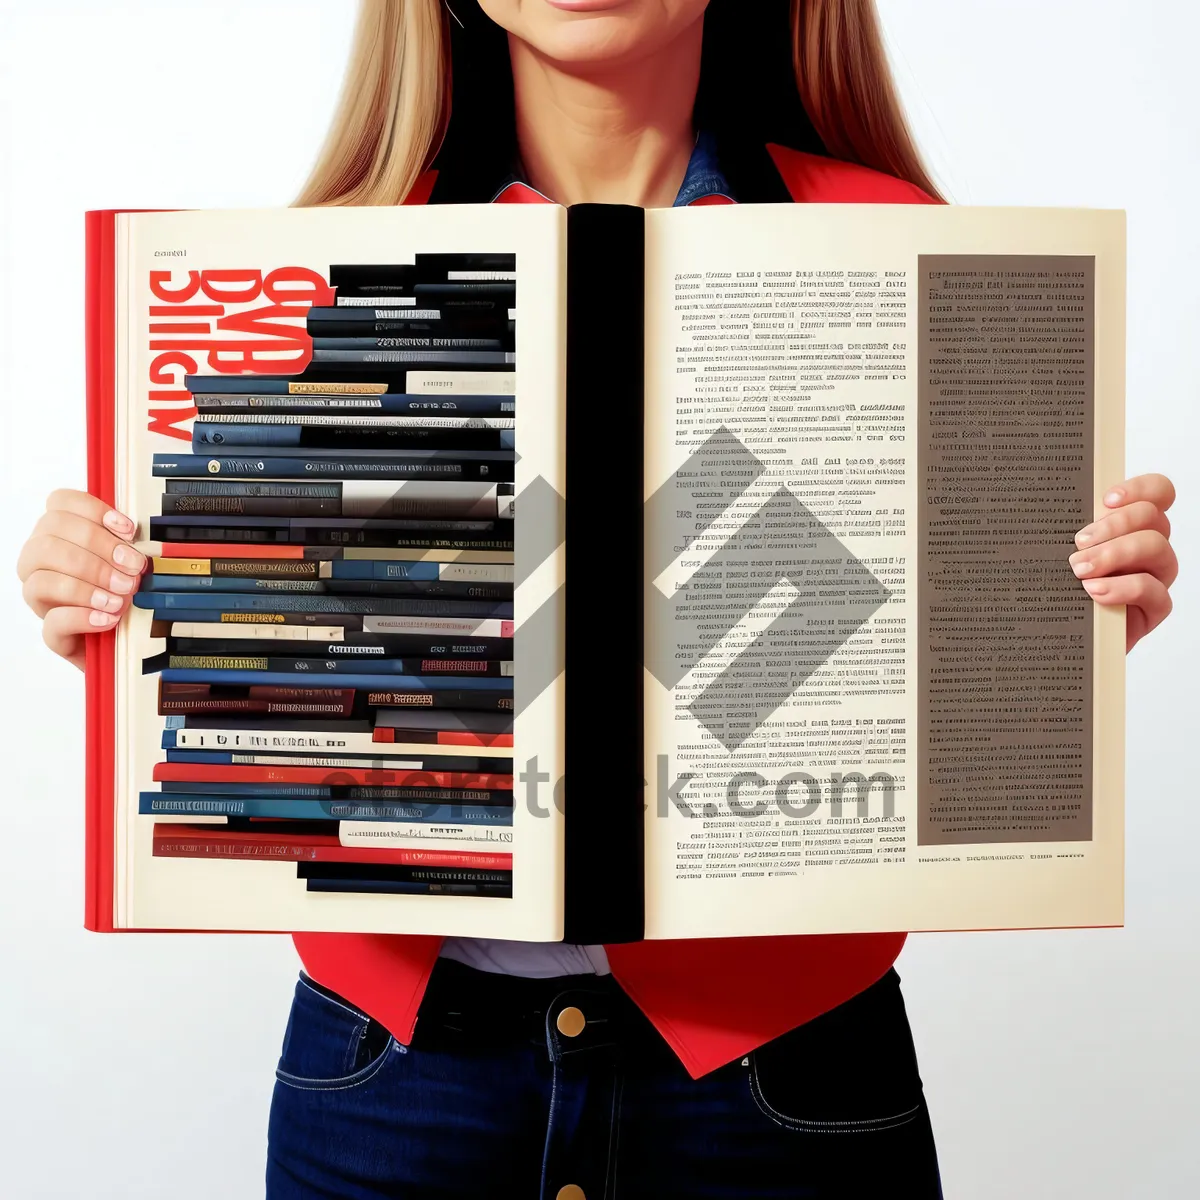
(16, 489), (147, 670)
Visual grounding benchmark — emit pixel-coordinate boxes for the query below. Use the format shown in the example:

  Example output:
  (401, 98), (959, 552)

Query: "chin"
(479, 0), (710, 70)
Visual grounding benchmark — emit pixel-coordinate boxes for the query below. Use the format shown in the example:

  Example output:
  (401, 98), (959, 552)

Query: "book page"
(642, 203), (1124, 939)
(113, 203), (566, 937)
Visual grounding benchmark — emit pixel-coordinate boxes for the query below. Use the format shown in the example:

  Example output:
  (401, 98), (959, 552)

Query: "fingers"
(42, 605), (117, 672)
(22, 569), (131, 621)
(17, 534), (142, 604)
(1075, 500), (1170, 551)
(44, 489), (138, 540)
(1101, 473), (1175, 514)
(1069, 528), (1177, 590)
(1081, 572), (1172, 651)
(20, 510), (146, 584)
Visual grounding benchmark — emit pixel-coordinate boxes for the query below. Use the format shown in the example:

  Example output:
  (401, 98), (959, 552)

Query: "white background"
(0, 1), (1195, 1196)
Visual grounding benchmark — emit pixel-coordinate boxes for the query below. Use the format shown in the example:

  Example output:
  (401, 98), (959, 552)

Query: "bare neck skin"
(506, 21), (704, 208)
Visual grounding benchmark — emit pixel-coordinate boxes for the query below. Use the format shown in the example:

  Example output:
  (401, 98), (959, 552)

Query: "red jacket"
(294, 142), (934, 1080)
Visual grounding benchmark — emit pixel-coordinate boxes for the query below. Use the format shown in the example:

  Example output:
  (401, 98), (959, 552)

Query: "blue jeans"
(266, 961), (941, 1199)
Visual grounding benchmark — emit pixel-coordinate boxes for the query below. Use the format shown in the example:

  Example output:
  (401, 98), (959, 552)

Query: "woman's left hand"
(1070, 473), (1177, 652)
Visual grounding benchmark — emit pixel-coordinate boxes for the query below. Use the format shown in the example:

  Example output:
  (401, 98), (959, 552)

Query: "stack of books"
(134, 254), (519, 900)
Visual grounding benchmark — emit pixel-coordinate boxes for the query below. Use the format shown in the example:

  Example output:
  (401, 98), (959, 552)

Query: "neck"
(507, 22), (704, 208)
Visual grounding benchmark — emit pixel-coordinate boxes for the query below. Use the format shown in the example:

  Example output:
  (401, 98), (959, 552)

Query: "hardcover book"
(85, 201), (1125, 941)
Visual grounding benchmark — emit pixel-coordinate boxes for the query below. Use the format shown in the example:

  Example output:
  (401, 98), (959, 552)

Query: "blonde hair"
(297, 0), (940, 207)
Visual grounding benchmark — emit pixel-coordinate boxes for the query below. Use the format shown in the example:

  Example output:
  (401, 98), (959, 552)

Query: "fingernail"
(109, 570), (135, 594)
(89, 608), (119, 626)
(1083, 578), (1108, 597)
(1075, 526), (1094, 546)
(113, 544), (145, 571)
(1071, 559), (1093, 577)
(103, 510), (135, 537)
(90, 588), (122, 612)
(1103, 488), (1125, 507)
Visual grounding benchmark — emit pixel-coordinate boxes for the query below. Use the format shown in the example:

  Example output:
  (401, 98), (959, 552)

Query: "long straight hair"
(296, 0), (940, 206)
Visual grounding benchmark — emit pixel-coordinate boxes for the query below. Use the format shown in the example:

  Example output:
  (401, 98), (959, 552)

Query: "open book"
(85, 200), (1125, 941)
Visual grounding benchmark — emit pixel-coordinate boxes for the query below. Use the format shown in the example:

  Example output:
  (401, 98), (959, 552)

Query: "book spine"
(160, 682), (356, 700)
(193, 414), (514, 428)
(152, 455), (514, 481)
(158, 669), (513, 691)
(160, 781), (510, 802)
(327, 558), (512, 581)
(153, 558), (322, 578)
(163, 480), (342, 498)
(320, 580), (511, 599)
(163, 751), (508, 771)
(143, 575), (325, 594)
(296, 862), (512, 882)
(372, 729), (513, 747)
(402, 371), (517, 395)
(163, 654), (512, 676)
(158, 484), (512, 520)
(139, 793), (510, 823)
(132, 593), (513, 618)
(162, 654), (510, 675)
(302, 878), (511, 897)
(413, 282), (515, 300)
(157, 543), (311, 560)
(161, 495), (343, 516)
(194, 392), (514, 415)
(150, 824), (510, 868)
(337, 824), (514, 851)
(367, 691), (515, 712)
(337, 547), (514, 563)
(184, 376), (389, 395)
(169, 634), (511, 657)
(311, 337), (507, 350)
(152, 764), (514, 788)
(191, 424), (514, 451)
(310, 349), (513, 365)
(304, 320), (513, 341)
(563, 202), (645, 944)
(145, 575), (509, 599)
(168, 613), (368, 630)
(157, 698), (355, 716)
(332, 300), (440, 313)
(152, 513), (502, 533)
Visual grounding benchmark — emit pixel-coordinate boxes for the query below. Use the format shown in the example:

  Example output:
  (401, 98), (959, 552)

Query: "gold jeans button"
(555, 1006), (586, 1037)
(556, 1187), (586, 1200)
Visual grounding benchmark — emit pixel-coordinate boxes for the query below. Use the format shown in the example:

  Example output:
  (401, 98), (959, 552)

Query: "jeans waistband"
(411, 958), (651, 1058)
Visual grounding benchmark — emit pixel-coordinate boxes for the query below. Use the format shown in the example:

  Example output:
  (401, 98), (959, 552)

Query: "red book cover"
(84, 211), (123, 932)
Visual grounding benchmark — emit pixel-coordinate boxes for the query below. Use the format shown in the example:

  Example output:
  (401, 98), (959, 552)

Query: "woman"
(18, 1), (1177, 1196)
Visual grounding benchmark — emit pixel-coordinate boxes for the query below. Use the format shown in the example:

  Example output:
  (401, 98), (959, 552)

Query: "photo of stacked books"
(135, 254), (518, 900)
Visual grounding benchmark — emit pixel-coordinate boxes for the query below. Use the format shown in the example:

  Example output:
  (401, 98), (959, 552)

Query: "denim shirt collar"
(490, 128), (735, 206)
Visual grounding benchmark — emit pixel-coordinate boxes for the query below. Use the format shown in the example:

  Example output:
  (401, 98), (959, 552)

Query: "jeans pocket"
(746, 969), (925, 1134)
(274, 973), (399, 1092)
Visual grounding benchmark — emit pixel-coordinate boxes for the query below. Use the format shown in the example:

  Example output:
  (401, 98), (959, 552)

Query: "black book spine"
(297, 862), (512, 884)
(563, 204), (645, 944)
(170, 636), (513, 657)
(310, 337), (509, 351)
(161, 495), (343, 517)
(198, 427), (511, 452)
(320, 580), (512, 600)
(164, 480), (341, 498)
(413, 282), (516, 300)
(304, 318), (516, 338)
(328, 264), (416, 290)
